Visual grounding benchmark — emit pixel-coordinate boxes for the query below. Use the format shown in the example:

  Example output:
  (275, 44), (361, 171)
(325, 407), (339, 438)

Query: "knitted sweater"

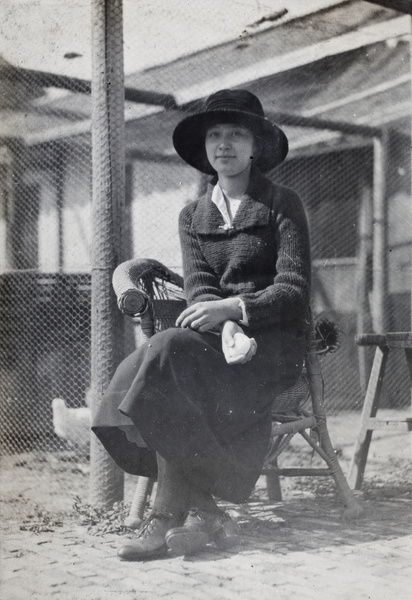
(178, 167), (311, 333)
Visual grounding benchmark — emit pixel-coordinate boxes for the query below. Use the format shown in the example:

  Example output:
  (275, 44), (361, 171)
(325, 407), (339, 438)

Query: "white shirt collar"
(211, 184), (242, 228)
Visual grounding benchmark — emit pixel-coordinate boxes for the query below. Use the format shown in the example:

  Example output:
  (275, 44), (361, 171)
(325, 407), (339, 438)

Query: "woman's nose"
(218, 136), (231, 148)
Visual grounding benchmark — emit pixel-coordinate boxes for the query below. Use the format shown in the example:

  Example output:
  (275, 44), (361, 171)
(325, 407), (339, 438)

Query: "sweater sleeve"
(179, 204), (223, 305)
(240, 188), (311, 331)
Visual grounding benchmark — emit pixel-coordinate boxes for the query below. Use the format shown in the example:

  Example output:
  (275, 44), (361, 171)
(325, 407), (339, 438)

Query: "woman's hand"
(221, 320), (257, 365)
(176, 298), (242, 332)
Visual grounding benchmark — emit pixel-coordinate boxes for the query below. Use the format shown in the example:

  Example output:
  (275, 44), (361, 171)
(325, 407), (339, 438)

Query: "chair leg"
(317, 422), (364, 519)
(306, 345), (363, 519)
(124, 476), (153, 529)
(266, 458), (282, 501)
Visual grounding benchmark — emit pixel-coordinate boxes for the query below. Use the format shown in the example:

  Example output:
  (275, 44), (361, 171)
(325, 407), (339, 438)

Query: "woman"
(92, 89), (311, 560)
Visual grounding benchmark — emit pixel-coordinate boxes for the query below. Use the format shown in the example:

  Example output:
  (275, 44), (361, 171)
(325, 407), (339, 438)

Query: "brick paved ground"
(1, 411), (411, 600)
(2, 492), (412, 600)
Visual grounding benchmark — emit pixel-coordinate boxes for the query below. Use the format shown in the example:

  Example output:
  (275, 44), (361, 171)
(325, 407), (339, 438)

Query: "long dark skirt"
(92, 326), (306, 504)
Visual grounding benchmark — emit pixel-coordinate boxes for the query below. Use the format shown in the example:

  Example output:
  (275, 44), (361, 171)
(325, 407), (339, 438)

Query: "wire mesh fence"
(0, 1), (411, 492)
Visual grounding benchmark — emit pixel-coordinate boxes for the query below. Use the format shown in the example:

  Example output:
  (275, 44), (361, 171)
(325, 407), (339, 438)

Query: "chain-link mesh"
(1, 2), (411, 502)
(0, 98), (94, 456)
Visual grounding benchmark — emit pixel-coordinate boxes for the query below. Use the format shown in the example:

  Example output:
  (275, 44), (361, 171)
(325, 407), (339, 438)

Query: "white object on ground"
(52, 398), (91, 453)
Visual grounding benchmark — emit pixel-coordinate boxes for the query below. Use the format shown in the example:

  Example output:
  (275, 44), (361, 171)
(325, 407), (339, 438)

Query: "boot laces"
(136, 512), (172, 539)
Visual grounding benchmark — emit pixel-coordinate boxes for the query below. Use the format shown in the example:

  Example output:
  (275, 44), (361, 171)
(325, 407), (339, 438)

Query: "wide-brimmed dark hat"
(173, 89), (288, 174)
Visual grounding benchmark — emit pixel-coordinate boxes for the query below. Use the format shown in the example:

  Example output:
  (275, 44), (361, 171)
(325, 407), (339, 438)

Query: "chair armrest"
(112, 258), (184, 317)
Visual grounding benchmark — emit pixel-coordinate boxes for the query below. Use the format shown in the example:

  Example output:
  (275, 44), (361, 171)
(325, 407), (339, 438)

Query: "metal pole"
(89, 0), (125, 507)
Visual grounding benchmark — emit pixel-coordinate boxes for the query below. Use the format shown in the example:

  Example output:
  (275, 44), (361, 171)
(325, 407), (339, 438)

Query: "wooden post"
(372, 134), (389, 334)
(357, 182), (374, 393)
(89, 0), (125, 508)
(410, 16), (412, 457)
(410, 17), (412, 333)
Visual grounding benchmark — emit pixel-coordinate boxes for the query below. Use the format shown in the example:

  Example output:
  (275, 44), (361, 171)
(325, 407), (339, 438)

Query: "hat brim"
(173, 109), (288, 175)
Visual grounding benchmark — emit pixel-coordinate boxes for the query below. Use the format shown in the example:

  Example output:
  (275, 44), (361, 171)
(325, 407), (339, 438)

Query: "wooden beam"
(268, 111), (382, 137)
(11, 66), (178, 109)
(364, 0), (412, 15)
(303, 74), (411, 118)
(365, 418), (412, 431)
(125, 149), (183, 163)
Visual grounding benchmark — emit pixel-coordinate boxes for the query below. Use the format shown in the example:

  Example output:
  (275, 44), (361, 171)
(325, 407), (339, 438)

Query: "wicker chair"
(112, 258), (363, 525)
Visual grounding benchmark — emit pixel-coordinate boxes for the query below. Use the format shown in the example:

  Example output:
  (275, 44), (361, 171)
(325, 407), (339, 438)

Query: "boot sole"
(117, 542), (168, 561)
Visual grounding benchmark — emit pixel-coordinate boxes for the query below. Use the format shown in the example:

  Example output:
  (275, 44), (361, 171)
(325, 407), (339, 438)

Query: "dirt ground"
(1, 408), (411, 535)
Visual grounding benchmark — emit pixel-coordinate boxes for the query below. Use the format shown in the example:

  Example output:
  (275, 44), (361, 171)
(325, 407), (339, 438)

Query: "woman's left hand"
(176, 298), (241, 332)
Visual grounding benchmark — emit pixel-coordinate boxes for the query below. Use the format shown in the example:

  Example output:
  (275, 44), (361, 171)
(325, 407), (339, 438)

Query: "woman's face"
(205, 123), (256, 178)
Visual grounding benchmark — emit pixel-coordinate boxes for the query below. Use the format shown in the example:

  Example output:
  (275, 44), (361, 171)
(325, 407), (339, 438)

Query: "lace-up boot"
(117, 512), (180, 561)
(165, 507), (239, 555)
